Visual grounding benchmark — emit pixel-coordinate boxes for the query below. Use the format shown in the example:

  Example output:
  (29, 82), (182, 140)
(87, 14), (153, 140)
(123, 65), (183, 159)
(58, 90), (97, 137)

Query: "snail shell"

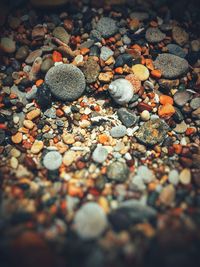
(108, 78), (134, 105)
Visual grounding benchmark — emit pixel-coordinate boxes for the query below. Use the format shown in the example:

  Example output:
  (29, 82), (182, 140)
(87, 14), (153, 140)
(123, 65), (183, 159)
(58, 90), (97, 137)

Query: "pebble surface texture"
(96, 17), (118, 38)
(45, 64), (86, 101)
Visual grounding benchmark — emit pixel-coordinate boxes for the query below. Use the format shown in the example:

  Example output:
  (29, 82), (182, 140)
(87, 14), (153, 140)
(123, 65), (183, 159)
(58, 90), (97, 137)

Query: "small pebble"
(179, 168), (191, 185)
(107, 161), (129, 182)
(140, 110), (150, 121)
(0, 37), (16, 53)
(43, 151), (62, 170)
(31, 140), (44, 154)
(63, 150), (76, 166)
(110, 125), (127, 138)
(92, 145), (108, 163)
(168, 170), (179, 185)
(132, 64), (149, 81)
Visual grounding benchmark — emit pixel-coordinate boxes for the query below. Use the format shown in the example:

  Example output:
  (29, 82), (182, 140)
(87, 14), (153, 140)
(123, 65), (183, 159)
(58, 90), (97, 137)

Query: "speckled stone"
(82, 57), (100, 84)
(145, 27), (166, 43)
(107, 161), (129, 182)
(117, 108), (137, 127)
(96, 17), (118, 38)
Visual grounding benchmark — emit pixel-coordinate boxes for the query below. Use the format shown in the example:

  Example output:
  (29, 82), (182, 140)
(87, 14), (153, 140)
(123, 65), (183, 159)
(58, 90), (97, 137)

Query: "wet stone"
(135, 119), (169, 146)
(41, 58), (54, 73)
(107, 161), (129, 182)
(15, 46), (29, 61)
(35, 83), (52, 110)
(25, 49), (42, 64)
(174, 121), (187, 133)
(0, 37), (16, 53)
(166, 44), (187, 58)
(172, 26), (189, 46)
(115, 54), (133, 68)
(82, 57), (100, 84)
(53, 26), (70, 44)
(145, 27), (166, 43)
(117, 108), (137, 127)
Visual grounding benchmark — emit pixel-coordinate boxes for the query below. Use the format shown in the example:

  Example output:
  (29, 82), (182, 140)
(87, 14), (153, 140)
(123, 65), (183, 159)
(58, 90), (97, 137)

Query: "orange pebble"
(158, 103), (175, 118)
(131, 44), (142, 52)
(68, 185), (84, 198)
(98, 134), (109, 144)
(145, 58), (154, 70)
(159, 95), (174, 105)
(185, 127), (196, 136)
(151, 69), (162, 79)
(115, 67), (123, 74)
(52, 51), (63, 62)
(35, 79), (44, 87)
(56, 109), (64, 117)
(173, 144), (182, 154)
(80, 47), (90, 55)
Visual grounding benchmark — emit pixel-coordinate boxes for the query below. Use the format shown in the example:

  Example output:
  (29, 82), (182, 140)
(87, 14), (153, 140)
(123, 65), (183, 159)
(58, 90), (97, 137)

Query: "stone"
(31, 140), (44, 154)
(166, 44), (187, 58)
(173, 91), (191, 107)
(179, 168), (191, 185)
(63, 150), (76, 166)
(10, 157), (18, 169)
(96, 17), (118, 38)
(0, 37), (16, 53)
(74, 202), (107, 239)
(45, 64), (86, 101)
(8, 16), (21, 29)
(53, 26), (70, 44)
(173, 121), (187, 133)
(26, 109), (41, 120)
(82, 57), (100, 84)
(98, 72), (113, 83)
(130, 12), (149, 21)
(137, 165), (155, 184)
(110, 125), (127, 138)
(0, 129), (5, 145)
(140, 110), (150, 121)
(172, 26), (189, 46)
(43, 151), (62, 170)
(32, 25), (46, 40)
(90, 30), (102, 42)
(107, 161), (129, 182)
(145, 27), (166, 43)
(190, 97), (200, 110)
(62, 133), (75, 144)
(44, 107), (56, 119)
(92, 145), (108, 163)
(154, 53), (189, 79)
(11, 132), (23, 144)
(23, 120), (34, 129)
(117, 108), (137, 127)
(159, 184), (175, 206)
(36, 83), (52, 110)
(41, 58), (54, 73)
(135, 119), (169, 146)
(26, 86), (38, 100)
(100, 46), (114, 61)
(15, 46), (29, 61)
(125, 74), (141, 93)
(89, 45), (100, 57)
(115, 54), (133, 68)
(132, 64), (149, 81)
(25, 49), (43, 64)
(168, 169), (179, 185)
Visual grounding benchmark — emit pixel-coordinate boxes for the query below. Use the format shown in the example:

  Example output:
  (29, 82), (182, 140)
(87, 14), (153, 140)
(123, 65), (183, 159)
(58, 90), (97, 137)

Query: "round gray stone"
(43, 151), (62, 170)
(45, 64), (86, 101)
(92, 145), (108, 164)
(96, 17), (118, 38)
(110, 125), (127, 138)
(145, 27), (166, 43)
(107, 161), (129, 182)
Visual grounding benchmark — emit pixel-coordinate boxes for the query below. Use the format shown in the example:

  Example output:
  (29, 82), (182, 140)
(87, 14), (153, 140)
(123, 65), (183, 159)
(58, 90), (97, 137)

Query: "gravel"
(100, 46), (114, 61)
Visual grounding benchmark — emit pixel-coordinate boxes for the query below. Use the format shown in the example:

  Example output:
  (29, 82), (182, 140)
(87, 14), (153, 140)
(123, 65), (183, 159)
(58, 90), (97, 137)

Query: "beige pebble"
(10, 148), (21, 158)
(26, 108), (41, 120)
(179, 168), (191, 185)
(98, 72), (113, 82)
(140, 110), (150, 121)
(11, 132), (23, 144)
(159, 184), (175, 206)
(31, 140), (44, 154)
(79, 120), (91, 128)
(13, 115), (20, 124)
(63, 150), (76, 166)
(132, 64), (149, 81)
(10, 157), (19, 169)
(23, 119), (35, 129)
(62, 133), (75, 144)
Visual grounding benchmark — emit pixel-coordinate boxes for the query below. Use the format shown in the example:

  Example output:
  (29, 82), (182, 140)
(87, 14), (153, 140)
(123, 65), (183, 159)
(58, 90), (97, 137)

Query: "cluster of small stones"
(0, 0), (200, 267)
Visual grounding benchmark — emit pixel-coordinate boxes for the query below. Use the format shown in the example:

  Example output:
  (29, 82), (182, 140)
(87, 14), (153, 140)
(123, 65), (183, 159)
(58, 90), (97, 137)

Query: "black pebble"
(36, 83), (52, 110)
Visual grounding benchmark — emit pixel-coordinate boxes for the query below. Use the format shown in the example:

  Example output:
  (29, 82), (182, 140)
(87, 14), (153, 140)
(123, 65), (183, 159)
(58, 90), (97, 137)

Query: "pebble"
(173, 121), (187, 133)
(125, 74), (141, 93)
(74, 202), (107, 239)
(107, 161), (129, 182)
(8, 16), (21, 29)
(137, 165), (155, 184)
(0, 129), (6, 145)
(130, 12), (149, 21)
(173, 91), (191, 107)
(26, 86), (38, 100)
(190, 97), (200, 110)
(179, 168), (191, 185)
(82, 57), (100, 84)
(41, 58), (54, 73)
(132, 64), (149, 81)
(11, 132), (23, 144)
(115, 54), (133, 68)
(43, 151), (62, 171)
(135, 119), (169, 146)
(26, 108), (41, 120)
(62, 133), (75, 144)
(145, 27), (166, 43)
(15, 46), (29, 61)
(140, 110), (150, 121)
(45, 64), (86, 101)
(159, 184), (175, 206)
(166, 44), (187, 58)
(0, 37), (16, 53)
(10, 157), (18, 169)
(154, 53), (189, 79)
(110, 125), (127, 138)
(63, 150), (76, 166)
(92, 145), (108, 163)
(53, 26), (70, 44)
(23, 120), (34, 129)
(89, 45), (100, 57)
(117, 108), (137, 127)
(36, 83), (52, 110)
(172, 26), (189, 46)
(96, 17), (118, 38)
(168, 170), (179, 185)
(31, 140), (44, 154)
(98, 72), (113, 83)
(100, 46), (114, 61)
(25, 49), (42, 64)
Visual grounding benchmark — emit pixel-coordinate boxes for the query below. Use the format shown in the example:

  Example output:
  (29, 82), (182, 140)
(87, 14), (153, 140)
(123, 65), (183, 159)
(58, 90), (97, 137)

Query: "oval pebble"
(110, 125), (127, 138)
(92, 145), (108, 164)
(43, 151), (62, 170)
(132, 64), (149, 81)
(179, 168), (191, 185)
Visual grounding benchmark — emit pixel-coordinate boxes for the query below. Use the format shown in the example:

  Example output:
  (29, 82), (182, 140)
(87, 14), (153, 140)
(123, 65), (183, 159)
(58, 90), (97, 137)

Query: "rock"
(159, 184), (175, 206)
(96, 17), (118, 38)
(108, 200), (157, 231)
(0, 129), (5, 144)
(137, 165), (155, 184)
(173, 91), (191, 107)
(23, 120), (34, 129)
(53, 26), (70, 44)
(190, 97), (200, 110)
(172, 26), (189, 46)
(41, 58), (54, 73)
(125, 74), (141, 93)
(173, 121), (187, 133)
(179, 168), (191, 185)
(43, 151), (62, 170)
(63, 150), (76, 166)
(62, 133), (75, 144)
(132, 64), (149, 81)
(82, 57), (100, 84)
(26, 86), (38, 100)
(98, 72), (113, 83)
(15, 46), (29, 61)
(115, 54), (133, 68)
(100, 46), (114, 61)
(166, 44), (187, 58)
(110, 125), (127, 138)
(107, 161), (129, 182)
(89, 45), (100, 57)
(92, 145), (108, 163)
(0, 37), (16, 53)
(35, 83), (52, 110)
(154, 53), (189, 79)
(74, 202), (108, 239)
(45, 64), (86, 101)
(26, 109), (41, 120)
(25, 49), (43, 64)
(168, 169), (179, 185)
(11, 132), (23, 144)
(44, 107), (56, 119)
(32, 25), (46, 40)
(140, 110), (150, 121)
(90, 30), (102, 42)
(135, 119), (169, 146)
(145, 27), (166, 43)
(117, 108), (137, 127)
(31, 140), (44, 154)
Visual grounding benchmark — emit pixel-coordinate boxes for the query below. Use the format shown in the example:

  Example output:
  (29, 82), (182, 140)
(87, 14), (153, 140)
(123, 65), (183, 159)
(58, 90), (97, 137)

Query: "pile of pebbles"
(0, 0), (200, 267)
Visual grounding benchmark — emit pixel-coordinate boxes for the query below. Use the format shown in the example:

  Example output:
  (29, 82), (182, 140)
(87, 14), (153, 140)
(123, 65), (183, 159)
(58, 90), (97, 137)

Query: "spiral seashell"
(108, 78), (134, 105)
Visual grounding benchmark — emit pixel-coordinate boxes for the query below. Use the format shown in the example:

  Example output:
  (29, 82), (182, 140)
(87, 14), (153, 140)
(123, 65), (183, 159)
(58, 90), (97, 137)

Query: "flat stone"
(82, 57), (100, 84)
(110, 125), (127, 138)
(166, 44), (187, 58)
(62, 133), (75, 144)
(154, 53), (189, 79)
(23, 120), (34, 129)
(159, 184), (176, 206)
(172, 26), (189, 46)
(43, 151), (62, 170)
(15, 46), (29, 61)
(53, 26), (70, 44)
(174, 121), (187, 133)
(100, 46), (114, 61)
(135, 119), (169, 146)
(168, 169), (179, 185)
(11, 132), (23, 144)
(25, 49), (42, 64)
(173, 91), (191, 107)
(92, 145), (108, 163)
(45, 64), (86, 101)
(41, 58), (54, 73)
(107, 161), (129, 182)
(26, 109), (41, 120)
(44, 107), (56, 119)
(115, 54), (133, 68)
(117, 108), (137, 127)
(96, 17), (118, 38)
(132, 64), (149, 81)
(190, 97), (200, 110)
(145, 27), (166, 43)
